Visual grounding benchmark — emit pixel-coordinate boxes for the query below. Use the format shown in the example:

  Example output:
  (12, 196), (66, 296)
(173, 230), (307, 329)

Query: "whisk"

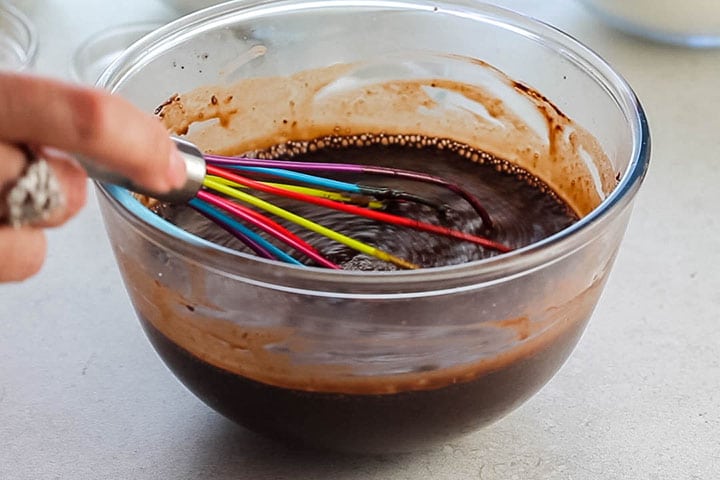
(83, 137), (511, 269)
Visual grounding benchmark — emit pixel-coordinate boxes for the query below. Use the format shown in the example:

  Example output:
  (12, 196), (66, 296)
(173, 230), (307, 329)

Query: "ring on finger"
(0, 145), (65, 228)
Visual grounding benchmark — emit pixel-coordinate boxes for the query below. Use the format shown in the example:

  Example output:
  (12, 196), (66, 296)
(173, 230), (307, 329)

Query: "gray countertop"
(1, 1), (718, 478)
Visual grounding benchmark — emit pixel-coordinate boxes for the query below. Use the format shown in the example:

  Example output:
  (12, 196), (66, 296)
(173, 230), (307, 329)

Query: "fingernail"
(166, 148), (187, 190)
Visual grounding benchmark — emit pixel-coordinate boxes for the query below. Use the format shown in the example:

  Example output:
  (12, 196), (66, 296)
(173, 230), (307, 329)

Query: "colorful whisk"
(84, 137), (511, 269)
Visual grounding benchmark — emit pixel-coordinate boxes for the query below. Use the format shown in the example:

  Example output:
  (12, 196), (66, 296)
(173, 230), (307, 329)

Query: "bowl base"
(138, 314), (588, 453)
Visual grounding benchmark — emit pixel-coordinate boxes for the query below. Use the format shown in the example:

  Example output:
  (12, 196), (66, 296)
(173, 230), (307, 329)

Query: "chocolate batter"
(153, 135), (578, 269)
(125, 135), (594, 452)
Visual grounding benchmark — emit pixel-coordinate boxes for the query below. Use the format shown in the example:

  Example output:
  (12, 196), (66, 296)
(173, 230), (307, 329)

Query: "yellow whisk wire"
(203, 176), (418, 270)
(209, 175), (384, 209)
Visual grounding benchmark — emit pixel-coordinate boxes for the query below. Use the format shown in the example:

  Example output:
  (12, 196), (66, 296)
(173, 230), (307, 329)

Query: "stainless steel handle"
(79, 136), (206, 203)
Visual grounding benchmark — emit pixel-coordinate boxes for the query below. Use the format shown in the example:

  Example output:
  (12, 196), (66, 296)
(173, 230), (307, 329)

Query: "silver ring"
(0, 145), (64, 228)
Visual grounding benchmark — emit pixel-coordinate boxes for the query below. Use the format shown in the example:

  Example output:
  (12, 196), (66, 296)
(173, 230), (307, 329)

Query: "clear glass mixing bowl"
(95, 0), (650, 452)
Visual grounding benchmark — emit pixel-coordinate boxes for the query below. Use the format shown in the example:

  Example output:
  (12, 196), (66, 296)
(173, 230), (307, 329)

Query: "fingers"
(0, 226), (47, 282)
(0, 72), (186, 193)
(0, 147), (87, 281)
(0, 142), (26, 186)
(0, 145), (87, 228)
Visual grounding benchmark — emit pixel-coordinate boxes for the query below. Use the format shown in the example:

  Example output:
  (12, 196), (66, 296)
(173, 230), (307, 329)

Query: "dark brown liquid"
(140, 137), (585, 452)
(154, 135), (578, 269)
(140, 313), (588, 453)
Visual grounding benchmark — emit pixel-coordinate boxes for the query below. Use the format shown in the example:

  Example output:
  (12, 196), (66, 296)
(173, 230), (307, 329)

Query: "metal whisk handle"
(79, 136), (207, 203)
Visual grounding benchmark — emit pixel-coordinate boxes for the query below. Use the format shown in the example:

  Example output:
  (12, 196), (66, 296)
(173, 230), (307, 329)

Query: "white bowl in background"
(160, 0), (229, 14)
(580, 0), (720, 47)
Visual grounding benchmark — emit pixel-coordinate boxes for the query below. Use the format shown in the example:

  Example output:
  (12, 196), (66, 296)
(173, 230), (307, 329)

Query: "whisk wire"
(206, 165), (510, 253)
(205, 154), (493, 229)
(197, 189), (341, 269)
(210, 176), (384, 209)
(203, 176), (419, 269)
(189, 198), (303, 265)
(228, 165), (449, 213)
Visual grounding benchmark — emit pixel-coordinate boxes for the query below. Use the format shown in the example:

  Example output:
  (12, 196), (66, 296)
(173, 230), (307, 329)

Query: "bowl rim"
(95, 0), (651, 293)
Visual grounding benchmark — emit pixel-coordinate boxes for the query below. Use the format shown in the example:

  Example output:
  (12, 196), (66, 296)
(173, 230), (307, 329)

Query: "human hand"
(0, 73), (186, 282)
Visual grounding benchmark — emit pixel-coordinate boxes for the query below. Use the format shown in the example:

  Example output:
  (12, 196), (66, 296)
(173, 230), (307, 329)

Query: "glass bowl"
(95, 0), (650, 452)
(580, 0), (720, 47)
(0, 2), (37, 70)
